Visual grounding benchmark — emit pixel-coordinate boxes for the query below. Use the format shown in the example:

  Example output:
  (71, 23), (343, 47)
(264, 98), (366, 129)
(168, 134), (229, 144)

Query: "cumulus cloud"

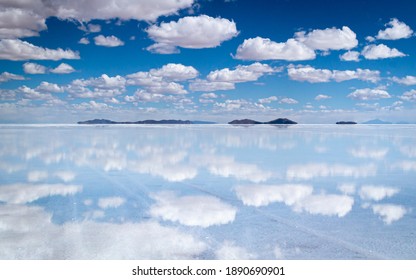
(207, 63), (275, 83)
(392, 76), (416, 86)
(400, 89), (416, 102)
(295, 26), (358, 51)
(234, 37), (315, 61)
(0, 71), (25, 82)
(190, 62), (277, 92)
(288, 65), (380, 83)
(340, 50), (360, 61)
(50, 63), (75, 74)
(146, 15), (238, 54)
(23, 62), (47, 74)
(235, 184), (313, 207)
(78, 37), (90, 44)
(0, 183), (82, 204)
(258, 96), (278, 104)
(361, 44), (406, 60)
(54, 0), (195, 22)
(126, 63), (197, 95)
(337, 183), (356, 195)
(359, 185), (399, 201)
(279, 97), (298, 104)
(94, 35), (124, 47)
(27, 170), (48, 182)
(150, 191), (237, 228)
(53, 171), (76, 182)
(286, 163), (377, 180)
(98, 196), (126, 209)
(0, 39), (80, 61)
(347, 88), (391, 100)
(315, 94), (332, 101)
(376, 18), (414, 40)
(149, 63), (199, 81)
(0, 6), (47, 39)
(189, 79), (235, 92)
(371, 204), (407, 224)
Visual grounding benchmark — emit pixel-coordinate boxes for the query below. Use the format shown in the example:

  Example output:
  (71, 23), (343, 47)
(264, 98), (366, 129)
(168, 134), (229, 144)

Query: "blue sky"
(0, 0), (416, 123)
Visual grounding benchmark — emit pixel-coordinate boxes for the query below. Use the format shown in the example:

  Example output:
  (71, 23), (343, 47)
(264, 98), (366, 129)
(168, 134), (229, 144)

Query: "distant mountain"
(78, 119), (192, 124)
(336, 121), (357, 124)
(228, 119), (262, 125)
(362, 119), (392, 124)
(228, 118), (297, 125)
(266, 118), (297, 124)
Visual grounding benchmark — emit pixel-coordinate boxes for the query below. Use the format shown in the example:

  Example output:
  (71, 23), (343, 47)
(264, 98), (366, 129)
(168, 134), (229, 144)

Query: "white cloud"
(0, 71), (25, 82)
(150, 191), (237, 228)
(86, 23), (101, 33)
(207, 62), (275, 83)
(189, 79), (235, 92)
(258, 96), (278, 104)
(72, 74), (126, 90)
(0, 7), (47, 39)
(392, 76), (416, 86)
(149, 63), (199, 81)
(72, 100), (111, 110)
(279, 97), (298, 104)
(293, 194), (354, 217)
(94, 35), (124, 47)
(340, 50), (360, 61)
(0, 39), (80, 61)
(23, 62), (47, 74)
(78, 37), (90, 44)
(234, 37), (315, 61)
(18, 85), (54, 100)
(288, 66), (332, 83)
(376, 18), (414, 40)
(348, 88), (391, 100)
(295, 26), (358, 51)
(371, 204), (407, 224)
(235, 184), (313, 207)
(37, 81), (64, 93)
(361, 44), (406, 60)
(0, 183), (82, 204)
(215, 241), (255, 259)
(98, 196), (126, 209)
(54, 0), (195, 22)
(200, 93), (218, 99)
(359, 185), (399, 201)
(146, 15), (238, 53)
(399, 89), (416, 102)
(286, 163), (377, 180)
(50, 63), (75, 74)
(315, 94), (332, 101)
(288, 65), (380, 83)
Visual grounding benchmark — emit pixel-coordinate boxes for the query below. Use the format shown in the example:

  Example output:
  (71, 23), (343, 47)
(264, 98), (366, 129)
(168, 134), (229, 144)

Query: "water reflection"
(0, 125), (415, 259)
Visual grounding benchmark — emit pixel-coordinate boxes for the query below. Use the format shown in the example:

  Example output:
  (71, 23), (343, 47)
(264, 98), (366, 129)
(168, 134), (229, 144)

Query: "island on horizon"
(228, 118), (297, 125)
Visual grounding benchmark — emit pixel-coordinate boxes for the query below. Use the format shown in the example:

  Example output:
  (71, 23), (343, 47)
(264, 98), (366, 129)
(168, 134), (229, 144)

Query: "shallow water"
(0, 124), (415, 259)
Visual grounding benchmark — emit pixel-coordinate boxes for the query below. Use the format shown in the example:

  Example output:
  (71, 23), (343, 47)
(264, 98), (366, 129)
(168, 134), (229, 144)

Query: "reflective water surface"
(0, 124), (415, 259)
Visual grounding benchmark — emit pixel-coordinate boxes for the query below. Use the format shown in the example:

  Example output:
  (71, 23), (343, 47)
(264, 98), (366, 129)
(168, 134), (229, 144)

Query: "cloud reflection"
(287, 163), (377, 180)
(150, 191), (237, 227)
(0, 183), (82, 204)
(371, 204), (407, 225)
